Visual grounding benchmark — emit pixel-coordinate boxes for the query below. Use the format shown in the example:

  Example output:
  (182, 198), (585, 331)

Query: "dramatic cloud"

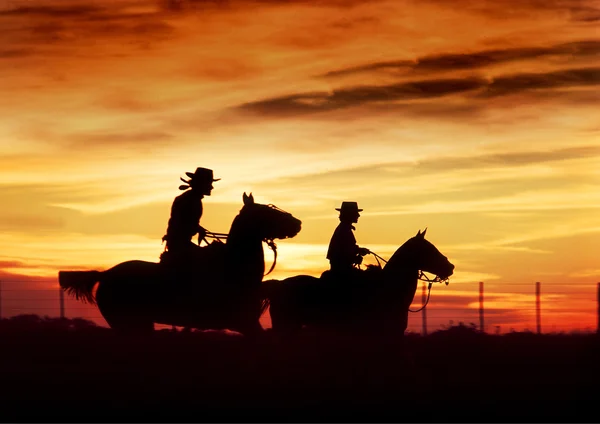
(483, 67), (600, 97)
(0, 1), (176, 58)
(238, 67), (600, 117)
(422, 0), (600, 21)
(236, 78), (485, 116)
(0, 4), (103, 17)
(322, 40), (600, 78)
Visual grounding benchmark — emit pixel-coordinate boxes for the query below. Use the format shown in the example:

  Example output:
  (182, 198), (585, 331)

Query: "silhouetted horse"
(59, 193), (302, 335)
(260, 229), (454, 335)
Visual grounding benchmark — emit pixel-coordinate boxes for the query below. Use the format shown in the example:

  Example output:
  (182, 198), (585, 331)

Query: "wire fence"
(0, 279), (598, 334)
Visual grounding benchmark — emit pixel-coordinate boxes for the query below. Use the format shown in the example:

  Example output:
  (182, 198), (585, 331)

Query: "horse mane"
(382, 237), (415, 272)
(224, 205), (248, 243)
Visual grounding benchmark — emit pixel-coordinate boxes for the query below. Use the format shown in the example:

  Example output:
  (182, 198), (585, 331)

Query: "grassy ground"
(0, 315), (598, 422)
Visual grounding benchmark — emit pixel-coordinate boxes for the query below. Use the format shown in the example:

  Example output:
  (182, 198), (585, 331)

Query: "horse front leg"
(229, 295), (267, 338)
(399, 309), (410, 336)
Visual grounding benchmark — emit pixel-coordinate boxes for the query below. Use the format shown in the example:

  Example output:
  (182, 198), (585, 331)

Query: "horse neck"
(382, 246), (420, 299)
(225, 221), (265, 283)
(383, 243), (419, 276)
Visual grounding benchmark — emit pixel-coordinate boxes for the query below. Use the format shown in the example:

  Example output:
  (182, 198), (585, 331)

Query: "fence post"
(422, 283), (427, 336)
(0, 280), (2, 319)
(535, 281), (541, 334)
(59, 286), (65, 319)
(479, 281), (484, 333)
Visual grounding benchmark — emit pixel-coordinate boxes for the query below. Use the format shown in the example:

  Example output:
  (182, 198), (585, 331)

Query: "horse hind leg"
(95, 282), (154, 334)
(101, 310), (154, 334)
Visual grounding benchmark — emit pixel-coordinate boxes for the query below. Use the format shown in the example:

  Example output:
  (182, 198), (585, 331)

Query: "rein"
(264, 239), (277, 276)
(203, 229), (228, 243)
(369, 250), (387, 267)
(261, 203), (293, 277)
(366, 251), (449, 313)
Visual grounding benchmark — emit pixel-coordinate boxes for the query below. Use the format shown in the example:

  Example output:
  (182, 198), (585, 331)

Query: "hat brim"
(185, 172), (221, 182)
(336, 208), (363, 212)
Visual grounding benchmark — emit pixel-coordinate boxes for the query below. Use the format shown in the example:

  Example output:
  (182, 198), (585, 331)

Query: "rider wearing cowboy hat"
(162, 167), (220, 262)
(326, 201), (371, 279)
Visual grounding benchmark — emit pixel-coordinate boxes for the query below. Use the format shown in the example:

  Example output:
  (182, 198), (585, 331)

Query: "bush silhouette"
(0, 314), (597, 422)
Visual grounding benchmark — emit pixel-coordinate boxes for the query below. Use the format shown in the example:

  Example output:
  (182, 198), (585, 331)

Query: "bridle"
(262, 203), (301, 276)
(409, 271), (449, 312)
(366, 250), (450, 313)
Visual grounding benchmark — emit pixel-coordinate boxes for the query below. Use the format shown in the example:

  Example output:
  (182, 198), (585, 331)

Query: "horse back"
(105, 260), (161, 281)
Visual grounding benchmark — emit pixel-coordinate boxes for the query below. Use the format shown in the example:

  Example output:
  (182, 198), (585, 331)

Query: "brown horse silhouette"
(59, 193), (301, 335)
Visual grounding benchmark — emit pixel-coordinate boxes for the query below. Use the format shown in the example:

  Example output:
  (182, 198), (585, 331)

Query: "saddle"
(159, 240), (227, 287)
(320, 264), (382, 285)
(318, 265), (383, 306)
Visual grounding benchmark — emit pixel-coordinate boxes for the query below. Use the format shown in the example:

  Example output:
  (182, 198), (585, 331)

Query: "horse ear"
(243, 192), (249, 205)
(249, 192), (254, 203)
(422, 227), (427, 237)
(416, 229), (421, 237)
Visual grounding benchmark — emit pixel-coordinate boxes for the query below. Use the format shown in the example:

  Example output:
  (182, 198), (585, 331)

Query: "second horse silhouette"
(261, 229), (454, 335)
(58, 193), (302, 335)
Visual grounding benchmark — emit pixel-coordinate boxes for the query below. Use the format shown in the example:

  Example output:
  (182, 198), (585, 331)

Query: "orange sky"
(1, 0), (599, 333)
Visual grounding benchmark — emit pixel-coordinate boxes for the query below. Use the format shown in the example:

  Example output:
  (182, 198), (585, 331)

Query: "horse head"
(405, 228), (454, 281)
(237, 192), (302, 242)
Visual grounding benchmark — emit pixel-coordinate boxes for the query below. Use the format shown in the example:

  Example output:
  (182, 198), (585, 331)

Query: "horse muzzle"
(286, 219), (302, 239)
(438, 262), (455, 280)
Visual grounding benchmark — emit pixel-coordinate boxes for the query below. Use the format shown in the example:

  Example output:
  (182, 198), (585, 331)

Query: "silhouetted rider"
(162, 167), (220, 263)
(326, 201), (370, 284)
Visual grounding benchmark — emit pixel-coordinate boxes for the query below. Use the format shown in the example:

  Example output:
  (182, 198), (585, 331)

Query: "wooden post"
(422, 283), (427, 336)
(597, 282), (599, 335)
(479, 281), (484, 333)
(535, 281), (541, 334)
(59, 286), (65, 319)
(0, 280), (2, 320)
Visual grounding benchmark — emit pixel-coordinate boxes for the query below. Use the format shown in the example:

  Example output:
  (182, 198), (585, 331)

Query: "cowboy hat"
(335, 201), (363, 213)
(179, 167), (220, 190)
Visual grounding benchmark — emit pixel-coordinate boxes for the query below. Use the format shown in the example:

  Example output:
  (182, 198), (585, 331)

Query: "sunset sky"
(1, 0), (599, 333)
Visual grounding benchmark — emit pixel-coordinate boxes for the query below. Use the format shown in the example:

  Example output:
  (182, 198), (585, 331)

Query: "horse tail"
(58, 270), (102, 305)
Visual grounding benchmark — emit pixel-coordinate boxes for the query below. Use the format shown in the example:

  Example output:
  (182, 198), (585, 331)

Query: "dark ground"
(0, 315), (598, 423)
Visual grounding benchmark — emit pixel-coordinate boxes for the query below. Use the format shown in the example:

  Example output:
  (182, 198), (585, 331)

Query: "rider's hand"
(198, 226), (207, 240)
(358, 247), (370, 256)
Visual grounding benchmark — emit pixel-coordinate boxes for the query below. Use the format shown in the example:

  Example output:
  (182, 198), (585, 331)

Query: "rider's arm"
(358, 247), (370, 256)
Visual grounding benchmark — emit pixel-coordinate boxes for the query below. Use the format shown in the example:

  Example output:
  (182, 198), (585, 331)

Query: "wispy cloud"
(237, 67), (600, 117)
(0, 2), (175, 51)
(322, 40), (600, 78)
